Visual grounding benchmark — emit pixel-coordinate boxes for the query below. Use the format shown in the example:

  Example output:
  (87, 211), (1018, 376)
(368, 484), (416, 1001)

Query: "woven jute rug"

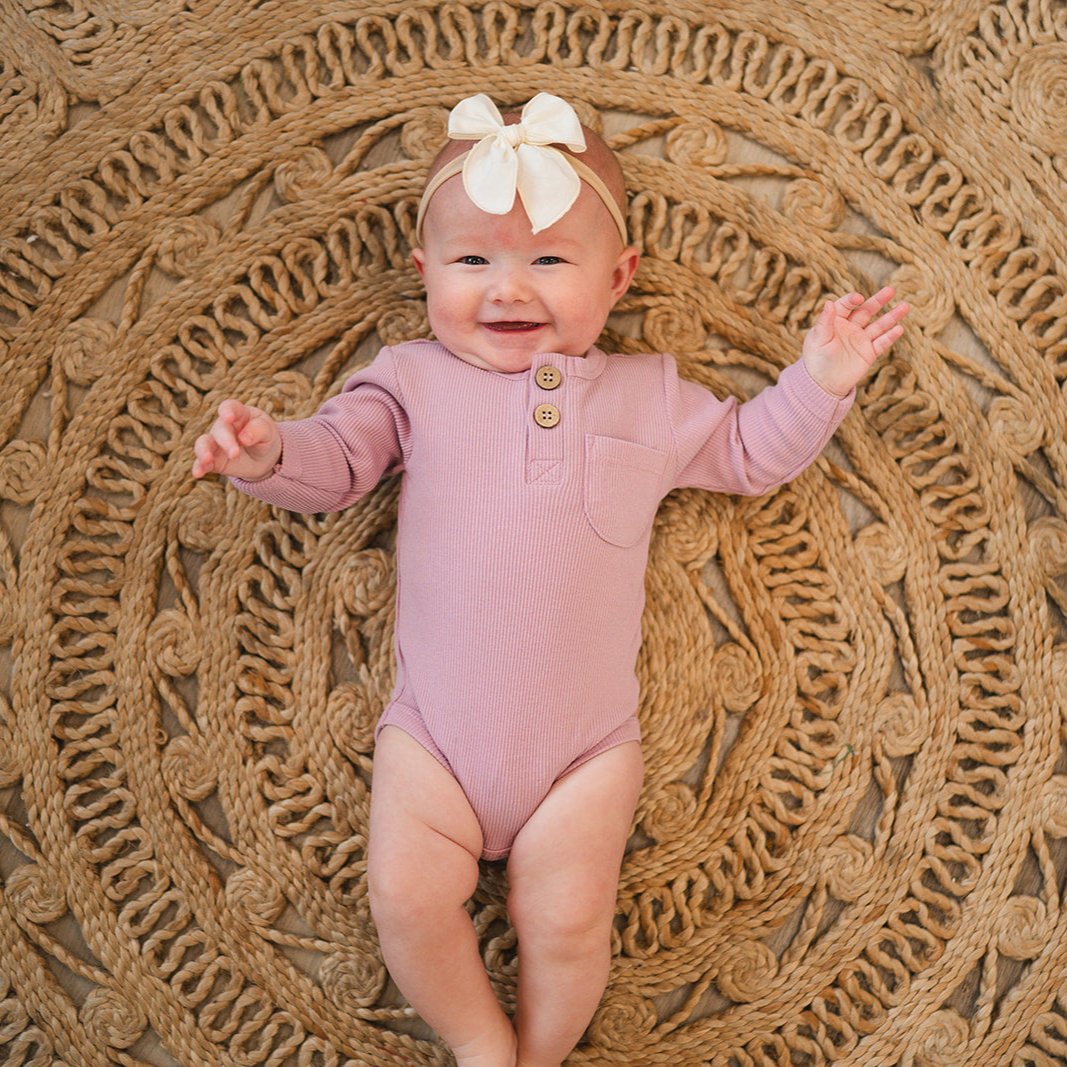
(2, 1), (1066, 1064)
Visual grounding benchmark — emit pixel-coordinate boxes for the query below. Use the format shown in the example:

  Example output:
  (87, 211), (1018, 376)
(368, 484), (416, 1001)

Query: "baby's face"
(412, 179), (638, 373)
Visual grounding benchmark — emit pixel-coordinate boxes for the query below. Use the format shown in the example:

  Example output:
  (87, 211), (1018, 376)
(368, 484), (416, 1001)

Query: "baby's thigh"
(506, 741), (644, 935)
(367, 727), (484, 906)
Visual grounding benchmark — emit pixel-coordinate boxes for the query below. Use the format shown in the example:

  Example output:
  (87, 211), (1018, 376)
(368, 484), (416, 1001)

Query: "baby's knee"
(367, 836), (478, 932)
(367, 850), (431, 929)
(507, 881), (615, 949)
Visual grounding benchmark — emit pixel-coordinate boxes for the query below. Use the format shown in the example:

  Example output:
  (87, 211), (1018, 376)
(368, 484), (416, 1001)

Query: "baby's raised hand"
(191, 399), (281, 481)
(801, 286), (910, 398)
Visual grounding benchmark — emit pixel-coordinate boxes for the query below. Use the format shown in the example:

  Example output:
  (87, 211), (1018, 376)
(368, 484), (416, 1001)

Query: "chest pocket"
(583, 434), (669, 548)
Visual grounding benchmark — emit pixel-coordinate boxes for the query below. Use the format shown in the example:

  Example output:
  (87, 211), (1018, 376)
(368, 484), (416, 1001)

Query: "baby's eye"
(458, 255), (488, 265)
(534, 255), (563, 265)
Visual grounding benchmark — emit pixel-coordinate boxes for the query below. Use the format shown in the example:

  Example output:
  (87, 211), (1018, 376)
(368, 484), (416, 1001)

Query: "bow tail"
(462, 136), (520, 215)
(515, 144), (582, 233)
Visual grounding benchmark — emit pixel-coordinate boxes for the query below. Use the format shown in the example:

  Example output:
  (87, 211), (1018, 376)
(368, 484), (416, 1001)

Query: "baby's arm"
(191, 351), (410, 513)
(668, 287), (908, 495)
(669, 357), (853, 496)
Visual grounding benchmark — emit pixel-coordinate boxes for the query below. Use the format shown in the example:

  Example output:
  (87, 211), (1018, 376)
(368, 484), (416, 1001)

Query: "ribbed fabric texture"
(232, 341), (854, 858)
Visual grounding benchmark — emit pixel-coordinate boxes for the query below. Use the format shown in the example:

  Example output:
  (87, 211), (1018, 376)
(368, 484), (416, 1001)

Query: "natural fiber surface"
(2, 2), (1067, 1064)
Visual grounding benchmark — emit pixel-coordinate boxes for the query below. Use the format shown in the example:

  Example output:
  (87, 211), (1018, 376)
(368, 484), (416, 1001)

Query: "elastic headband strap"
(415, 151), (628, 246)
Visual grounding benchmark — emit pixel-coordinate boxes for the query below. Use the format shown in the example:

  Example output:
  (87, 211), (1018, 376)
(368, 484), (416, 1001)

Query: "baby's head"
(412, 94), (639, 373)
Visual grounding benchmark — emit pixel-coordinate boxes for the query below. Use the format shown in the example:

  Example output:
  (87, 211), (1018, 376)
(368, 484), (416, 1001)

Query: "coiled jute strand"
(1, 1), (1066, 1064)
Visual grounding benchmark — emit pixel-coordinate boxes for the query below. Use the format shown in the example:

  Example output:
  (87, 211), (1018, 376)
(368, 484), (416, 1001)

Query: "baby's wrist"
(236, 440), (283, 482)
(800, 355), (854, 400)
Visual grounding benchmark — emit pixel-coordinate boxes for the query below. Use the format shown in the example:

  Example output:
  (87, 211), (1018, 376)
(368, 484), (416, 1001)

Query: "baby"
(192, 93), (909, 1067)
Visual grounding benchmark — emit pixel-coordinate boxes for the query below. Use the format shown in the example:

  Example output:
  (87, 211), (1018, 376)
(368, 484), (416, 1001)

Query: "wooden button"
(533, 404), (561, 428)
(535, 366), (562, 390)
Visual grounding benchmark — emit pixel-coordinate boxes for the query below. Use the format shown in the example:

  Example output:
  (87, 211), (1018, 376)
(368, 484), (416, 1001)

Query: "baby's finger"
(238, 413), (272, 448)
(192, 435), (220, 478)
(867, 300), (910, 338)
(849, 286), (895, 327)
(212, 414), (242, 459)
(872, 323), (904, 356)
(217, 398), (249, 425)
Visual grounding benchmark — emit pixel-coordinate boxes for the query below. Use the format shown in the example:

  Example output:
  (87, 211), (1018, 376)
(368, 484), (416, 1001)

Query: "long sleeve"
(230, 348), (411, 512)
(668, 357), (854, 495)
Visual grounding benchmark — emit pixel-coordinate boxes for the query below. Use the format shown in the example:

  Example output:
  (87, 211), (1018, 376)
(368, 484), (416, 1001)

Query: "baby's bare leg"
(505, 741), (644, 1067)
(368, 727), (516, 1067)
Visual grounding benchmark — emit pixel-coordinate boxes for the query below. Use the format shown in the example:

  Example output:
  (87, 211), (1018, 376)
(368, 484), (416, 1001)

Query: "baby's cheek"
(423, 290), (452, 331)
(568, 292), (613, 340)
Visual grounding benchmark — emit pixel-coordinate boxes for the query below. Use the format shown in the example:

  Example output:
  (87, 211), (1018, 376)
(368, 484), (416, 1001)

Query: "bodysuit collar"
(442, 343), (608, 380)
(531, 347), (606, 380)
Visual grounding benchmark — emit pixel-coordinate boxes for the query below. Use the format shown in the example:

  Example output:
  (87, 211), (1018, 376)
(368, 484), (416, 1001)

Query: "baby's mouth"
(483, 321), (544, 332)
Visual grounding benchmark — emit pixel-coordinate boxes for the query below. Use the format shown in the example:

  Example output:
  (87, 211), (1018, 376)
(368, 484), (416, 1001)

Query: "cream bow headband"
(415, 93), (628, 243)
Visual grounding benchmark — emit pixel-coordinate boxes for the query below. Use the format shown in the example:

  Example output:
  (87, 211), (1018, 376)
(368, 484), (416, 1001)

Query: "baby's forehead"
(421, 175), (620, 251)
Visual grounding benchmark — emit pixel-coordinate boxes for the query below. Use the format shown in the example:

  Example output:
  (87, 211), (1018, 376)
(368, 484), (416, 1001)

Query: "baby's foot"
(450, 1020), (517, 1067)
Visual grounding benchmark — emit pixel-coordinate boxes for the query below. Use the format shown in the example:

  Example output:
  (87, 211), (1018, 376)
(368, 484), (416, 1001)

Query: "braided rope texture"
(2, 1), (1067, 1063)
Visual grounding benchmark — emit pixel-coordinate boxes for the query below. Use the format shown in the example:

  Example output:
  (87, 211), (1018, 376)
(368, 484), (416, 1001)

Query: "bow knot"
(447, 92), (588, 233)
(499, 124), (525, 149)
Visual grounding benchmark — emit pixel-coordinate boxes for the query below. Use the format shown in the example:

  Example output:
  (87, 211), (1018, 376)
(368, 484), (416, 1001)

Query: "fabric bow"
(447, 92), (588, 233)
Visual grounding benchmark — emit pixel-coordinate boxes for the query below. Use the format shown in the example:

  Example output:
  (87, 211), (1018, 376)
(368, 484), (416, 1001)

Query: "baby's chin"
(430, 325), (598, 372)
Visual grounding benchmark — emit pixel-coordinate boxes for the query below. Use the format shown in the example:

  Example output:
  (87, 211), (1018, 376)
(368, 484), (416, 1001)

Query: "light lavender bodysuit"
(232, 340), (853, 859)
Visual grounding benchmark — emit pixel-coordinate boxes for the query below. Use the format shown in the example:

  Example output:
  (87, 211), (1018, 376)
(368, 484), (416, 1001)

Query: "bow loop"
(509, 91), (585, 151)
(446, 92), (588, 233)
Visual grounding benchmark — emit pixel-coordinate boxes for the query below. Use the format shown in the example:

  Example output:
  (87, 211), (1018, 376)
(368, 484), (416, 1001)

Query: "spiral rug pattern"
(2, 2), (1067, 1064)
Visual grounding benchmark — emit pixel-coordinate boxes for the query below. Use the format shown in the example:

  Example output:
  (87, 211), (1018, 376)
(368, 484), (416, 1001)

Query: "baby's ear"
(411, 248), (426, 279)
(610, 246), (640, 302)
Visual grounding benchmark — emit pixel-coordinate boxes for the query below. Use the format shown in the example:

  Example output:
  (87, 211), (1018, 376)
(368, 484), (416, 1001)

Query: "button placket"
(526, 359), (566, 483)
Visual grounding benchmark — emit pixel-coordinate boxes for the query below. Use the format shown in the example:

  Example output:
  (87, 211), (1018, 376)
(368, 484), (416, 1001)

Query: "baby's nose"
(490, 266), (531, 302)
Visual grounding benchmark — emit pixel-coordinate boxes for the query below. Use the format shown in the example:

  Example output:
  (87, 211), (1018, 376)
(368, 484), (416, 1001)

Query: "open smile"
(482, 321), (545, 333)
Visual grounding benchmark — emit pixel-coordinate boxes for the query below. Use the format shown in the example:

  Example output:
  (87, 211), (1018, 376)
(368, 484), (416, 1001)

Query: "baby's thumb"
(239, 410), (274, 447)
(811, 300), (835, 342)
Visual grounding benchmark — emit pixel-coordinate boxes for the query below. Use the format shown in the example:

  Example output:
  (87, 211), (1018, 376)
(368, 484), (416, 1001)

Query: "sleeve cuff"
(781, 359), (855, 419)
(230, 422), (303, 491)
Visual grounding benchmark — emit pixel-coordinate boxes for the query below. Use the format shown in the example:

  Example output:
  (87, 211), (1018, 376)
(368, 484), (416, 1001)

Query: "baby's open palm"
(802, 286), (909, 397)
